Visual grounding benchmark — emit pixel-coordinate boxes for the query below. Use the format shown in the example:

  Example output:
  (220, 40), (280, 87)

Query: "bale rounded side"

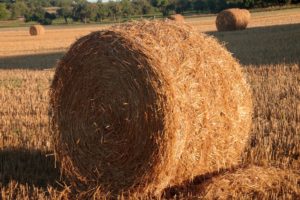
(50, 20), (252, 196)
(216, 8), (251, 31)
(29, 25), (45, 36)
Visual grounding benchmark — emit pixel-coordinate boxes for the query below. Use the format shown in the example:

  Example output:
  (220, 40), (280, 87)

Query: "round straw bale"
(216, 8), (251, 31)
(29, 25), (45, 36)
(199, 166), (300, 199)
(168, 14), (185, 22)
(50, 20), (252, 196)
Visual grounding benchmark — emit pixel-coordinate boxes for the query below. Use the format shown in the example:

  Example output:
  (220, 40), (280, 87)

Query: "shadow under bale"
(0, 52), (64, 70)
(0, 148), (61, 188)
(207, 23), (300, 66)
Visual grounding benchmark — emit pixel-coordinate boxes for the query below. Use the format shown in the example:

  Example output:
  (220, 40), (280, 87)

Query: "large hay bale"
(216, 8), (251, 31)
(29, 25), (45, 36)
(168, 14), (185, 22)
(199, 166), (300, 199)
(50, 20), (252, 196)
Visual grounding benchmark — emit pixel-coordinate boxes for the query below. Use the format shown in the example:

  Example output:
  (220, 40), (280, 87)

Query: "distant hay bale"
(29, 25), (45, 36)
(168, 14), (185, 22)
(200, 166), (300, 199)
(50, 20), (252, 196)
(216, 8), (251, 31)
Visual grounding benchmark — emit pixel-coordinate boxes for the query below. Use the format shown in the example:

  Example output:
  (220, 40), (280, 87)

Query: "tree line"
(0, 0), (299, 24)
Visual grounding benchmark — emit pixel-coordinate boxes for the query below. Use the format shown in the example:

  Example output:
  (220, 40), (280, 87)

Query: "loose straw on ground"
(199, 166), (300, 199)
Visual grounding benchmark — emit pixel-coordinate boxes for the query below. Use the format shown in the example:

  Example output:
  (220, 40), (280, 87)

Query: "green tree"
(23, 3), (55, 25)
(132, 0), (154, 15)
(151, 0), (170, 15)
(89, 3), (98, 21)
(72, 0), (92, 23)
(54, 0), (73, 23)
(24, 6), (45, 22)
(10, 0), (28, 19)
(193, 0), (208, 12)
(0, 3), (9, 20)
(57, 6), (72, 23)
(26, 0), (50, 8)
(95, 1), (108, 22)
(52, 0), (73, 7)
(206, 0), (227, 12)
(106, 1), (122, 21)
(174, 0), (192, 13)
(121, 0), (133, 18)
(43, 11), (56, 25)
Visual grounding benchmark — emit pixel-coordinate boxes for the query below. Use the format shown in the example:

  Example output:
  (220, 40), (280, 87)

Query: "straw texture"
(29, 25), (45, 36)
(200, 166), (300, 199)
(168, 14), (185, 22)
(50, 20), (252, 196)
(216, 8), (251, 31)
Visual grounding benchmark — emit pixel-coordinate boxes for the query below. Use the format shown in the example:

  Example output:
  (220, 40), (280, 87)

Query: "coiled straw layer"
(50, 20), (252, 196)
(29, 25), (45, 36)
(216, 8), (251, 31)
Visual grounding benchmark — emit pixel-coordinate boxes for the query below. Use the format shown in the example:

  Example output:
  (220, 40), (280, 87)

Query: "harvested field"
(0, 26), (107, 56)
(165, 165), (300, 199)
(0, 8), (299, 199)
(189, 7), (300, 32)
(1, 64), (299, 199)
(0, 8), (300, 57)
(209, 23), (300, 65)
